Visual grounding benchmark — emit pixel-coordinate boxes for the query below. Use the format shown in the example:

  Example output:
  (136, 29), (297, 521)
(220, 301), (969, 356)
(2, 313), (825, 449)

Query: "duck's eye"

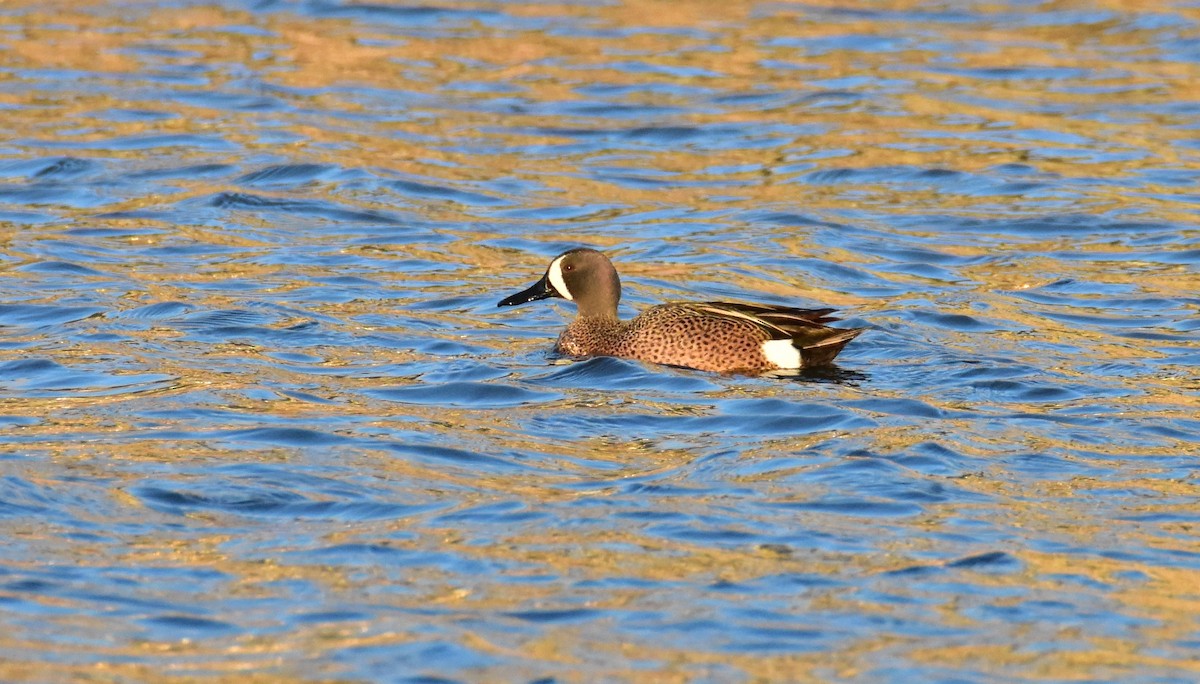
(564, 264), (574, 271)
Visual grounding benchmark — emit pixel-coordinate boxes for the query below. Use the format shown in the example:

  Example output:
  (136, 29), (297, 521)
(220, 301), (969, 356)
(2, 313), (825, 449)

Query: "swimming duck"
(498, 248), (864, 374)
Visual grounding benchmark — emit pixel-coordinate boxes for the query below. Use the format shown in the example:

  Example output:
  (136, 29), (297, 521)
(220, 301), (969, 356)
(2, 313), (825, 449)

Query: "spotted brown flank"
(499, 248), (864, 374)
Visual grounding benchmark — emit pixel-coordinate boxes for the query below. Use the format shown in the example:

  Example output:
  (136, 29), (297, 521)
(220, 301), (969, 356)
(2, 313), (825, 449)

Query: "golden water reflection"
(0, 0), (1197, 680)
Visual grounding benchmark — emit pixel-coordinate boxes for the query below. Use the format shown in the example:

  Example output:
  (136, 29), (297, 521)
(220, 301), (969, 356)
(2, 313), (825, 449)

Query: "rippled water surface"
(1, 0), (1198, 681)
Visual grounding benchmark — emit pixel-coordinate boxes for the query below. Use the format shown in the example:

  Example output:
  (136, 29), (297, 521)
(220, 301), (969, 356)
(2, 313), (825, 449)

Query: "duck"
(497, 248), (864, 374)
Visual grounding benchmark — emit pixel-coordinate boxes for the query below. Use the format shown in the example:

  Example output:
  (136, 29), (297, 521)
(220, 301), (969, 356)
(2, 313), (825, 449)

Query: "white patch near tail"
(761, 339), (802, 369)
(546, 255), (574, 301)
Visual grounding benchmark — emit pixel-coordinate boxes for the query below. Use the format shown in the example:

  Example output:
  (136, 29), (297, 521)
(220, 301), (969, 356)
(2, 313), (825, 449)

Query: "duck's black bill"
(498, 275), (555, 307)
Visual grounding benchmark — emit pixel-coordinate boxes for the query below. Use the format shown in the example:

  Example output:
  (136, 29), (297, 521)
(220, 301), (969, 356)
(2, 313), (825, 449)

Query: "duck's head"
(498, 248), (620, 318)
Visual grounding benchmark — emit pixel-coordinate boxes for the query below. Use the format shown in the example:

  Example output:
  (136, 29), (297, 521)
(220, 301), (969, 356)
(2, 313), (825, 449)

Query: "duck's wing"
(691, 301), (841, 336)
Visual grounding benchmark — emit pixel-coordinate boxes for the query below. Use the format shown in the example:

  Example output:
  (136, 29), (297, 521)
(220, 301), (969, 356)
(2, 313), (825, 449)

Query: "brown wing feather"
(693, 301), (841, 337)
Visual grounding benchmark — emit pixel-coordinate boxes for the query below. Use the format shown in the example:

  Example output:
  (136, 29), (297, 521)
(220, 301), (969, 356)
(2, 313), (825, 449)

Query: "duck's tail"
(796, 327), (866, 367)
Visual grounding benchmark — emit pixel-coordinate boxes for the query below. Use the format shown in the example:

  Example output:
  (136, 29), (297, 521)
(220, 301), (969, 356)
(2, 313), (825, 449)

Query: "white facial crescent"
(546, 255), (574, 301)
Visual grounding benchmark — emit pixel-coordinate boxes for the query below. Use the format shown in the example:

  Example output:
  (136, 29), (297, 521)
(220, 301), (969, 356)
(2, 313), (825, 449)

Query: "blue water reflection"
(0, 0), (1197, 681)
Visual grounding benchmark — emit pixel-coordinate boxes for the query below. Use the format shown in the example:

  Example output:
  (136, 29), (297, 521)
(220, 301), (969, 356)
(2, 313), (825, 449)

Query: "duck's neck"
(575, 302), (620, 321)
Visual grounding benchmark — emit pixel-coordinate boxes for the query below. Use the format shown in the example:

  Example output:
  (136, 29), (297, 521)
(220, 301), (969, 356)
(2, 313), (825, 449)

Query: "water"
(1, 0), (1198, 681)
